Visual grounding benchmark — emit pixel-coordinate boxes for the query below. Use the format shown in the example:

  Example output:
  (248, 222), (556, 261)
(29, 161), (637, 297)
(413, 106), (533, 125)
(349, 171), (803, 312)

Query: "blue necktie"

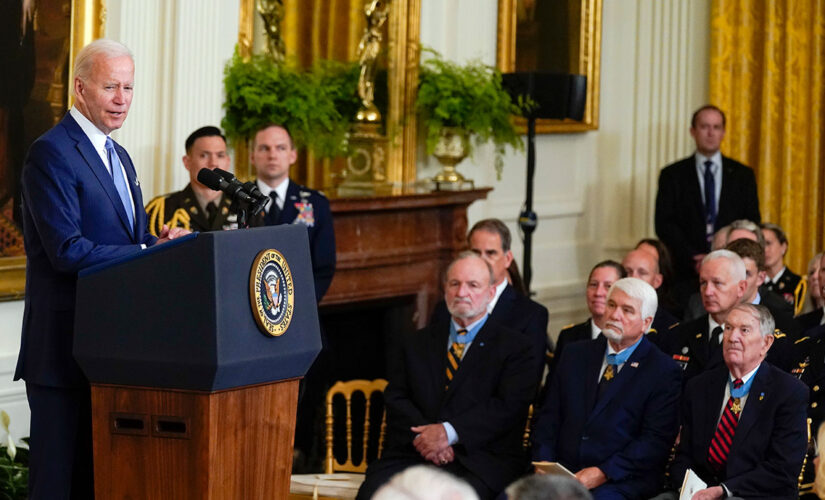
(105, 137), (135, 232)
(703, 160), (716, 247)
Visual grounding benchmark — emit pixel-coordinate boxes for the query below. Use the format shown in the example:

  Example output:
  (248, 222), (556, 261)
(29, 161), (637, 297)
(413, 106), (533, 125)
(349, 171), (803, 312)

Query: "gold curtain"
(710, 0), (825, 275)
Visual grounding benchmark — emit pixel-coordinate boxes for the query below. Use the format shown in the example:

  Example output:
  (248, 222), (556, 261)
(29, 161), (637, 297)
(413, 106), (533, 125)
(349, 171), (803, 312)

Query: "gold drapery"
(710, 0), (825, 275)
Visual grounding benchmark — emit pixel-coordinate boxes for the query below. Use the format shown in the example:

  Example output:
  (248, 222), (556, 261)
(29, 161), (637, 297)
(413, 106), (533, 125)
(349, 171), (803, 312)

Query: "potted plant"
(416, 48), (528, 184)
(222, 49), (361, 158)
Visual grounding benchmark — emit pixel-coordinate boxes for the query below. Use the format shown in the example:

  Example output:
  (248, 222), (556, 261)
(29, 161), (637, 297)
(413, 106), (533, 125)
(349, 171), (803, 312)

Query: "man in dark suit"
(553, 260), (626, 374)
(669, 303), (808, 500)
(358, 252), (540, 500)
(532, 278), (682, 499)
(655, 105), (760, 304)
(145, 126), (237, 235)
(430, 218), (549, 380)
(14, 40), (187, 499)
(621, 248), (679, 335)
(725, 238), (797, 345)
(249, 123), (335, 303)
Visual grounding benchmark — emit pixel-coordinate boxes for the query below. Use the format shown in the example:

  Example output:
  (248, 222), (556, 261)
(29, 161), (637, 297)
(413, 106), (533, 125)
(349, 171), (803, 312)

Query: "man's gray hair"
(444, 250), (495, 286)
(730, 303), (776, 338)
(72, 39), (134, 96)
(372, 465), (479, 500)
(505, 475), (592, 500)
(608, 277), (658, 321)
(726, 219), (766, 249)
(702, 249), (747, 281)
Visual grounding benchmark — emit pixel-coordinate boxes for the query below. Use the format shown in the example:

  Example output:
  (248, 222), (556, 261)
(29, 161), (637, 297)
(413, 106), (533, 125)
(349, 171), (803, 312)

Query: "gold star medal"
(730, 397), (742, 415)
(604, 365), (615, 380)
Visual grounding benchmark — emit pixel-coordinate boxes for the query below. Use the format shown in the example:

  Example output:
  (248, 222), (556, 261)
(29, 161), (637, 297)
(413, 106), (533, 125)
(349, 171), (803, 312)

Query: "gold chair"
(289, 378), (388, 500)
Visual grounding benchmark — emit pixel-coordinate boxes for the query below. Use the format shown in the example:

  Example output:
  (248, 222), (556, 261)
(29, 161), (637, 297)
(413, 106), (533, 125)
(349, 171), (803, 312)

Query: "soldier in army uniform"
(145, 126), (237, 235)
(761, 222), (804, 311)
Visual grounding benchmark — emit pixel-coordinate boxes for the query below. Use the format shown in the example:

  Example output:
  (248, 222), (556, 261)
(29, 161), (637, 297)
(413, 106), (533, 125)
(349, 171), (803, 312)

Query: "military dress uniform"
(658, 315), (794, 382)
(788, 326), (825, 497)
(145, 183), (236, 236)
(763, 268), (805, 311)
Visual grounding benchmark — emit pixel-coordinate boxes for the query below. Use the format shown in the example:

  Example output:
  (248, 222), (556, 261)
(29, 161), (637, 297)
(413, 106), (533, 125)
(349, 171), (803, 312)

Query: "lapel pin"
(759, 392), (764, 401)
(630, 362), (639, 368)
(135, 179), (140, 186)
(478, 342), (485, 347)
(695, 333), (703, 339)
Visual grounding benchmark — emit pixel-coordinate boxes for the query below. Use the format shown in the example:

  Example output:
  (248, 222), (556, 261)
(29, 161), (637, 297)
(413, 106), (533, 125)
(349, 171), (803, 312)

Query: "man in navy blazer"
(532, 278), (682, 499)
(14, 39), (186, 499)
(655, 105), (760, 303)
(358, 252), (540, 499)
(430, 219), (549, 381)
(669, 303), (808, 500)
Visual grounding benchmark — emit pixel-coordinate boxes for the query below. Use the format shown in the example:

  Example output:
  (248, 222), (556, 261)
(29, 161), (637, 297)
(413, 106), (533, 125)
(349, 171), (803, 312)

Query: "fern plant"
(416, 48), (529, 177)
(222, 49), (360, 158)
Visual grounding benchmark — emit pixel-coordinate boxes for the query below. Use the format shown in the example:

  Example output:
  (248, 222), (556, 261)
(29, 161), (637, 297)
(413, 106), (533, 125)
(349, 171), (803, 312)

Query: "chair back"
(325, 379), (388, 474)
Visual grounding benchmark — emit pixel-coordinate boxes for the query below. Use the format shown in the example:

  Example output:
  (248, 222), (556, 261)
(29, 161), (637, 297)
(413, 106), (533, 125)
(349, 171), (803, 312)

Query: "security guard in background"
(145, 126), (237, 235)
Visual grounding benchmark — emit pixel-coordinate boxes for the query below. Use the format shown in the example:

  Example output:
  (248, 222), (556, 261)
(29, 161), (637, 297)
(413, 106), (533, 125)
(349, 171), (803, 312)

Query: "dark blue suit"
(358, 318), (539, 499)
(253, 179), (335, 303)
(670, 363), (808, 500)
(532, 336), (681, 499)
(430, 284), (549, 383)
(15, 112), (156, 498)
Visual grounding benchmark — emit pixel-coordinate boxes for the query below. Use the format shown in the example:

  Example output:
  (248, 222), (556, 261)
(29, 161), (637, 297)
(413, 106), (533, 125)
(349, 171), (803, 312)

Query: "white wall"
(0, 0), (710, 439)
(420, 0), (710, 340)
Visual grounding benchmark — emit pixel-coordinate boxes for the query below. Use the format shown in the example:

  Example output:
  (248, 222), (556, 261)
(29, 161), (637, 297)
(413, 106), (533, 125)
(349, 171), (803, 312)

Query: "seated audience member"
(797, 252), (825, 330)
(683, 220), (784, 321)
(621, 249), (678, 335)
(669, 303), (808, 500)
(553, 261), (626, 372)
(505, 475), (592, 500)
(358, 252), (540, 500)
(431, 219), (549, 380)
(787, 323), (825, 451)
(635, 238), (680, 318)
(658, 251), (746, 382)
(532, 278), (681, 499)
(372, 465), (479, 500)
(723, 239), (795, 367)
(761, 223), (803, 308)
(145, 126), (236, 235)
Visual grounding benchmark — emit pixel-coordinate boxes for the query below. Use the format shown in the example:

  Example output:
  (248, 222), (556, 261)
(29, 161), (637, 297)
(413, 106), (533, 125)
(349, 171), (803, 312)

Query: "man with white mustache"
(532, 278), (681, 499)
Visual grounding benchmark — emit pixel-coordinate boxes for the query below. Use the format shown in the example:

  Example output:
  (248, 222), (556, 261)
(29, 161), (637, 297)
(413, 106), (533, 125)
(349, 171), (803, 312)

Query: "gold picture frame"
(496, 0), (602, 133)
(0, 0), (105, 301)
(236, 0), (420, 187)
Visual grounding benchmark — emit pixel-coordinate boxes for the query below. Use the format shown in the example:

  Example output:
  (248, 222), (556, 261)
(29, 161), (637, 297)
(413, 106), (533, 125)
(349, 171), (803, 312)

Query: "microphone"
(197, 168), (253, 203)
(213, 168), (267, 202)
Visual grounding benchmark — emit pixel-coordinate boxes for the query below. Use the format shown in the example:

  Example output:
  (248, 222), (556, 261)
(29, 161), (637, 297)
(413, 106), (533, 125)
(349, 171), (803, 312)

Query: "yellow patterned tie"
(445, 329), (468, 388)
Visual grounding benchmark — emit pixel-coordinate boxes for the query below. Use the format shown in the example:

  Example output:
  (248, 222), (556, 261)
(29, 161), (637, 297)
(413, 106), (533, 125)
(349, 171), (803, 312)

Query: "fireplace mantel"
(320, 187), (491, 328)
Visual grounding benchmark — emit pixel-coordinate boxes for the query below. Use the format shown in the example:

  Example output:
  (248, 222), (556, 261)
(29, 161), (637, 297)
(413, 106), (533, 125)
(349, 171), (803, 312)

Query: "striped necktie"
(445, 328), (468, 388)
(708, 378), (744, 471)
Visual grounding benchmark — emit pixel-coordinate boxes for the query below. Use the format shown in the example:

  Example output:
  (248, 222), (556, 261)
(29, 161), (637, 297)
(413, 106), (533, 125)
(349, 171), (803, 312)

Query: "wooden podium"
(74, 226), (322, 499)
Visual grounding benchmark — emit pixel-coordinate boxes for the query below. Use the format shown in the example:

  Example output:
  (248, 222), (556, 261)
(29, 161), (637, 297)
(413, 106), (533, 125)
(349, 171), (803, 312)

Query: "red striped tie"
(708, 378), (744, 471)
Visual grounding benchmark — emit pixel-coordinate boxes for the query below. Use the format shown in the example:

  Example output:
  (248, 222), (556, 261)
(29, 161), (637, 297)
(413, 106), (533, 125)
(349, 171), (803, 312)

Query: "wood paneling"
(321, 189), (491, 327)
(92, 380), (299, 499)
